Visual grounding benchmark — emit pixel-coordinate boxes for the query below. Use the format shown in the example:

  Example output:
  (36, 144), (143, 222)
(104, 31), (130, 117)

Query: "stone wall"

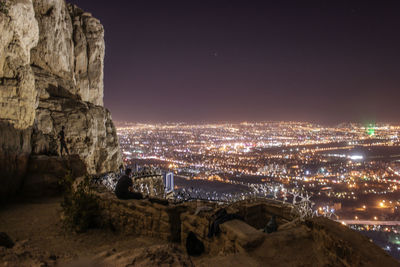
(94, 188), (181, 242)
(180, 199), (295, 255)
(94, 187), (294, 255)
(93, 188), (399, 265)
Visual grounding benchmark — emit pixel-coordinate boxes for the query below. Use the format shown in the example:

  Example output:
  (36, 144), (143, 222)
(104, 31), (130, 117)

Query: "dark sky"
(69, 0), (400, 124)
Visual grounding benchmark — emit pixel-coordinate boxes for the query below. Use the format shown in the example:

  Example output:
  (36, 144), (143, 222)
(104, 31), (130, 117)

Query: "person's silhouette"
(115, 168), (143, 199)
(58, 126), (69, 156)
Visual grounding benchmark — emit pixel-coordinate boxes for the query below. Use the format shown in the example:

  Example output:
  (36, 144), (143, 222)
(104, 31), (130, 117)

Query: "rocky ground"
(0, 196), (399, 267)
(0, 197), (191, 267)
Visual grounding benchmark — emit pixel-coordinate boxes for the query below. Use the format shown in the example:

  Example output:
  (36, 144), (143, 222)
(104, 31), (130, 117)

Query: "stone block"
(220, 219), (266, 251)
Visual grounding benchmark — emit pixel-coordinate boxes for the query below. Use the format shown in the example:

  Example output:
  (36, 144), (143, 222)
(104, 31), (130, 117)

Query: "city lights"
(117, 121), (400, 258)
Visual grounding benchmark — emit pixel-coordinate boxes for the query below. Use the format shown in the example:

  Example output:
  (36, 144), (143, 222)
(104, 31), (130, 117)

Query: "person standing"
(58, 126), (69, 156)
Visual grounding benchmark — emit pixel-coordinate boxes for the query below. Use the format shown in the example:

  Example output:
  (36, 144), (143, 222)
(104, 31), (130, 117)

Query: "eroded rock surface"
(31, 0), (74, 82)
(31, 0), (104, 105)
(0, 0), (122, 201)
(22, 155), (86, 197)
(33, 92), (121, 175)
(69, 4), (104, 106)
(0, 0), (39, 200)
(0, 0), (38, 129)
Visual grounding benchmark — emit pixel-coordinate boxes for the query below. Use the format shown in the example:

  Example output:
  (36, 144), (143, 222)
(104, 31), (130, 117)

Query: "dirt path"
(0, 198), (172, 266)
(1, 198), (397, 267)
(0, 198), (248, 267)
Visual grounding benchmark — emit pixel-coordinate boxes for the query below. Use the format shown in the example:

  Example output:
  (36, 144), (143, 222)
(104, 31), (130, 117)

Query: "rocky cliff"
(0, 0), (122, 201)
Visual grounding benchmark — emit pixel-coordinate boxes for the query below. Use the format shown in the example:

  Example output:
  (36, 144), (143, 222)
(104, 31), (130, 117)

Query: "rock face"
(0, 0), (39, 129)
(32, 76), (121, 174)
(0, 0), (39, 200)
(31, 0), (74, 84)
(69, 4), (104, 106)
(22, 155), (86, 197)
(0, 122), (32, 201)
(0, 0), (122, 201)
(30, 1), (104, 105)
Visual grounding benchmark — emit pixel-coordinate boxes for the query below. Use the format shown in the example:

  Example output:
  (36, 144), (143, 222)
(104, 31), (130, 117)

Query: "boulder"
(220, 219), (266, 252)
(0, 232), (14, 249)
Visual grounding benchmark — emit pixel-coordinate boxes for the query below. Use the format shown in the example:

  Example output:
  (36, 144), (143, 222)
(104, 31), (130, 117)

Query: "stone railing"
(85, 185), (399, 265)
(93, 185), (300, 255)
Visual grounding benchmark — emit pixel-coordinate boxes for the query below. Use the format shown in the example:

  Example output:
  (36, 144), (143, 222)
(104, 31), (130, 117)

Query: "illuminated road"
(337, 220), (400, 226)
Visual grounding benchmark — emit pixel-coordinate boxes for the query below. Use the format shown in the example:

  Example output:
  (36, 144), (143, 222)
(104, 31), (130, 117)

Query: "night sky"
(69, 0), (400, 124)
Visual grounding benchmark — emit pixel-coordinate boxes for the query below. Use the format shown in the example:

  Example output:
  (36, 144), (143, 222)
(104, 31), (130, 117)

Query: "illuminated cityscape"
(2, 0), (400, 265)
(117, 121), (400, 259)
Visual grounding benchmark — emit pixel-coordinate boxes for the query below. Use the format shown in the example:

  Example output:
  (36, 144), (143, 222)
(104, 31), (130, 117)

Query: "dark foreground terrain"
(1, 194), (398, 267)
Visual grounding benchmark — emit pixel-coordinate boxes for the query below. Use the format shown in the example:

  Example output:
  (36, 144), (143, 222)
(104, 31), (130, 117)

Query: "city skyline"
(116, 121), (400, 258)
(70, 0), (400, 123)
(115, 120), (400, 128)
